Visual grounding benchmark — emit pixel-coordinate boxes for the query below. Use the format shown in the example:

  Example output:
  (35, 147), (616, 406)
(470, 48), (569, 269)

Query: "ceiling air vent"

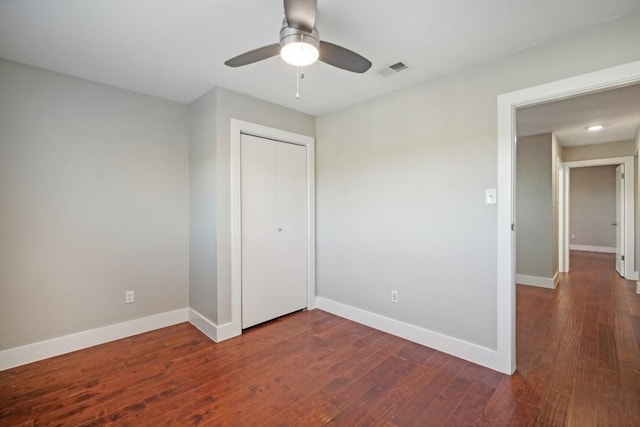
(378, 61), (409, 76)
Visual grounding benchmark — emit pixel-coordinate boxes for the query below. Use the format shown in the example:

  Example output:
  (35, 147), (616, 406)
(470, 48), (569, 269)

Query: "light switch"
(485, 189), (497, 204)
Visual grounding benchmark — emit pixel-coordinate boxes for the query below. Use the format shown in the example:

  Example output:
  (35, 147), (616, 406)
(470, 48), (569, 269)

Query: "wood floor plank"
(2, 251), (640, 425)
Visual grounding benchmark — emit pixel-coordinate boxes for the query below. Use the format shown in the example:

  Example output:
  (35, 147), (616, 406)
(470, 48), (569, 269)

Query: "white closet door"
(240, 134), (307, 328)
(276, 141), (308, 316)
(241, 135), (279, 327)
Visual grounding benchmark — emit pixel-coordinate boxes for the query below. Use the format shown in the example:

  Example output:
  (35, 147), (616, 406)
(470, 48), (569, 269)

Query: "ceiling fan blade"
(284, 0), (317, 32)
(224, 44), (281, 67)
(319, 41), (372, 73)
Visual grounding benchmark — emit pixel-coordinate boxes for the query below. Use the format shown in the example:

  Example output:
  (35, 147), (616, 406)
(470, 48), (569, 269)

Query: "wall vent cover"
(378, 61), (409, 76)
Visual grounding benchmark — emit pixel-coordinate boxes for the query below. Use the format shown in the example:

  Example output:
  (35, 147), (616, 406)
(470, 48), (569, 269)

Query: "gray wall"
(0, 59), (190, 350)
(562, 140), (636, 161)
(189, 90), (218, 321)
(516, 134), (554, 279)
(316, 13), (640, 350)
(570, 166), (616, 248)
(189, 87), (315, 325)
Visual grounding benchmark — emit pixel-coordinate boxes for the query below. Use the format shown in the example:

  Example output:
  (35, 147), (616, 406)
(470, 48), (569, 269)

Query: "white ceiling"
(1, 0), (639, 116)
(517, 84), (640, 147)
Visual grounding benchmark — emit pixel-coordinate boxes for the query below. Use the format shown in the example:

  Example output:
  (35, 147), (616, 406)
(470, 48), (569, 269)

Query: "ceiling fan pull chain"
(296, 66), (300, 99)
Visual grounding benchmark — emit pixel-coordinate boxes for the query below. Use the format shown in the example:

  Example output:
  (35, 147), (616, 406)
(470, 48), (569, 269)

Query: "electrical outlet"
(391, 290), (399, 303)
(125, 290), (135, 304)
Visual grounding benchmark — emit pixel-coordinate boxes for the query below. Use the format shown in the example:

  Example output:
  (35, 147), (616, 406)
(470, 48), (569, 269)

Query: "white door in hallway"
(240, 133), (308, 328)
(615, 164), (624, 276)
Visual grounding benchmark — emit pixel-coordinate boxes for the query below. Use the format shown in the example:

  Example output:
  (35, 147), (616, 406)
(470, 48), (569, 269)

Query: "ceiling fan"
(224, 0), (372, 73)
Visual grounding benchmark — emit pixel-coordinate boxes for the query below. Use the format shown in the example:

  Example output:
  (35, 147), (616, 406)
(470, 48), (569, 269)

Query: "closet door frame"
(230, 119), (315, 338)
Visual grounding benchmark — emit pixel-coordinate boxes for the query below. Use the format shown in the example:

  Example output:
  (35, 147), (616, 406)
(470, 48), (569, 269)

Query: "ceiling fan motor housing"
(280, 18), (320, 48)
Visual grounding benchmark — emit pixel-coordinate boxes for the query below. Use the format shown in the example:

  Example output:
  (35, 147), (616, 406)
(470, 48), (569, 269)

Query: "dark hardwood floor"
(1, 251), (639, 426)
(515, 251), (640, 426)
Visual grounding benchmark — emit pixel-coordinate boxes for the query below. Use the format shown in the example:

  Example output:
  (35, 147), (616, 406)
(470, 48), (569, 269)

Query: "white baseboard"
(0, 308), (188, 371)
(188, 308), (240, 342)
(636, 282), (640, 294)
(516, 273), (557, 289)
(628, 271), (639, 281)
(569, 244), (616, 253)
(315, 297), (506, 373)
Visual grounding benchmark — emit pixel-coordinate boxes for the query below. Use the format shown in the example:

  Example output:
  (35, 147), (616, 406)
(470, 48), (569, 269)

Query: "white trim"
(636, 282), (640, 294)
(569, 244), (616, 253)
(560, 156), (635, 279)
(230, 120), (316, 337)
(516, 273), (558, 289)
(562, 157), (633, 167)
(558, 161), (567, 273)
(315, 297), (502, 372)
(188, 308), (238, 342)
(629, 271), (639, 281)
(0, 308), (188, 371)
(561, 165), (571, 272)
(497, 60), (640, 375)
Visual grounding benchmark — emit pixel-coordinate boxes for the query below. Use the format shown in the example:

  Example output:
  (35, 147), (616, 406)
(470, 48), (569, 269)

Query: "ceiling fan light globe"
(279, 25), (320, 67)
(281, 41), (319, 66)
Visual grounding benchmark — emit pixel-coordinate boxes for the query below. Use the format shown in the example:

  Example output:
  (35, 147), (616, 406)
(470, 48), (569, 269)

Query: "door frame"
(558, 159), (566, 273)
(230, 119), (316, 337)
(497, 60), (640, 374)
(558, 157), (635, 279)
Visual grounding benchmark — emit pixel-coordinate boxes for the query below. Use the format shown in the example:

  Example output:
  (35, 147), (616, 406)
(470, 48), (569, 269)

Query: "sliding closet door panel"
(276, 142), (308, 315)
(241, 134), (279, 328)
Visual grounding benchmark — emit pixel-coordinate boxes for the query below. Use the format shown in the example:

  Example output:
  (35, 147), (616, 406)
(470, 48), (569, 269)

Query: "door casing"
(616, 164), (625, 276)
(230, 119), (316, 338)
(497, 60), (640, 374)
(557, 157), (634, 279)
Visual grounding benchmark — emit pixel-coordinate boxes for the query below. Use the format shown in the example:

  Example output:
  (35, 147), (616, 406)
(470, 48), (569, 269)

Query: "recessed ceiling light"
(587, 125), (603, 132)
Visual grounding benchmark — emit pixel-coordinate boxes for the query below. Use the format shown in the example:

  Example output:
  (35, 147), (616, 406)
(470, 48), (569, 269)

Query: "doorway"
(496, 60), (640, 374)
(558, 157), (635, 279)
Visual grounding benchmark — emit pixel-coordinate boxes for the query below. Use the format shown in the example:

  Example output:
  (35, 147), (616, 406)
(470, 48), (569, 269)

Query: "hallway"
(516, 250), (640, 425)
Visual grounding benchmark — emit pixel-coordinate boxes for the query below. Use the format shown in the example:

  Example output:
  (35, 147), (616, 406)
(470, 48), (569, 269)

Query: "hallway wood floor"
(1, 251), (639, 425)
(515, 251), (640, 425)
